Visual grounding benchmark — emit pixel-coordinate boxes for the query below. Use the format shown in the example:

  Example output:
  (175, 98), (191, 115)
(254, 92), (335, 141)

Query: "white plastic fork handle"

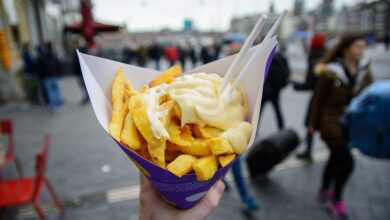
(226, 41), (266, 99)
(265, 10), (288, 40)
(219, 15), (267, 95)
(227, 11), (288, 99)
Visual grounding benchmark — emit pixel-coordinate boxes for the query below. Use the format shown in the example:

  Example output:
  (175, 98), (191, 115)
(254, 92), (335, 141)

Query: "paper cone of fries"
(78, 36), (277, 209)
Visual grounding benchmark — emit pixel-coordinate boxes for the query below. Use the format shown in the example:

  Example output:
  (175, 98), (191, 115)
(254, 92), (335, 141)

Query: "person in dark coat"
(21, 43), (39, 105)
(259, 51), (290, 130)
(178, 45), (188, 70)
(296, 33), (327, 161)
(200, 46), (213, 64)
(188, 46), (198, 68)
(148, 43), (163, 70)
(37, 42), (64, 110)
(307, 34), (372, 219)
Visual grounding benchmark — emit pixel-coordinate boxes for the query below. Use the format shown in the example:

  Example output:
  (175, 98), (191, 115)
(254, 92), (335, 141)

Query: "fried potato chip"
(176, 138), (211, 156)
(159, 100), (175, 126)
(150, 65), (182, 87)
(136, 146), (151, 161)
(193, 155), (218, 181)
(121, 110), (144, 150)
(208, 137), (235, 155)
(165, 142), (182, 163)
(125, 80), (137, 99)
(191, 125), (222, 139)
(218, 154), (236, 167)
(168, 121), (194, 147)
(167, 154), (197, 178)
(109, 68), (126, 140)
(130, 94), (166, 168)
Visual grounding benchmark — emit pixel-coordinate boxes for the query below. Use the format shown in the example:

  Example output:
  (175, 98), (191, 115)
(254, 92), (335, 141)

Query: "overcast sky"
(92, 0), (365, 31)
(3, 0), (366, 31)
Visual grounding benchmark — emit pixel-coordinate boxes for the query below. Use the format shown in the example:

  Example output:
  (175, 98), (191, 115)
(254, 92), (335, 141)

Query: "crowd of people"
(21, 42), (65, 111)
(120, 40), (223, 70)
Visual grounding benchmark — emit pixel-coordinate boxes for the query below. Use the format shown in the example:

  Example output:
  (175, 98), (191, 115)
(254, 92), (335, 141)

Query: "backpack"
(342, 81), (390, 159)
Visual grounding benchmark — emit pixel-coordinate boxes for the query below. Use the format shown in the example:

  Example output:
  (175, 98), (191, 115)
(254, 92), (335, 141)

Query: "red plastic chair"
(0, 134), (65, 220)
(0, 119), (24, 178)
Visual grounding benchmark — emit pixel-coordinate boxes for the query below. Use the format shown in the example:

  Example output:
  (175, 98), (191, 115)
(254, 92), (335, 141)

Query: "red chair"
(0, 119), (23, 178)
(0, 134), (65, 220)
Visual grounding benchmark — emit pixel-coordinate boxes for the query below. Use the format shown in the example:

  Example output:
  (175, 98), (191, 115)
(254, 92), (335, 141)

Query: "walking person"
(259, 50), (290, 131)
(136, 44), (148, 67)
(37, 42), (64, 111)
(21, 43), (39, 105)
(148, 42), (163, 70)
(295, 33), (327, 161)
(164, 44), (179, 66)
(306, 34), (372, 219)
(188, 45), (198, 68)
(178, 44), (188, 70)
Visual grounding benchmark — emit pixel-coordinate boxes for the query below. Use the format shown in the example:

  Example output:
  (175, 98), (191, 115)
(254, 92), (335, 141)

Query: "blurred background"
(0, 0), (389, 219)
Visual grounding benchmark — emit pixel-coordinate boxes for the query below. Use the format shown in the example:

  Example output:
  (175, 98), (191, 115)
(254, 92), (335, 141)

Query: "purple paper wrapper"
(115, 139), (235, 209)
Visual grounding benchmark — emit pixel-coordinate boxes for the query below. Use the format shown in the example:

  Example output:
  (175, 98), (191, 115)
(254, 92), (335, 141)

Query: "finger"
(139, 173), (154, 203)
(183, 180), (225, 219)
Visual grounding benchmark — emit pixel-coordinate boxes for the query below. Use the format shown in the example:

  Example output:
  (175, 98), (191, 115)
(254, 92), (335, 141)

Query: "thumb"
(183, 180), (225, 219)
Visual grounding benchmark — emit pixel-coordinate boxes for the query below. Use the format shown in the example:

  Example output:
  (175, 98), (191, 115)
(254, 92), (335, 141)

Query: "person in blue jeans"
(224, 158), (259, 211)
(37, 42), (64, 110)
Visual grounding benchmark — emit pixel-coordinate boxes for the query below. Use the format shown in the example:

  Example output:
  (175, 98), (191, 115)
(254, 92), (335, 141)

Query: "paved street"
(1, 49), (390, 219)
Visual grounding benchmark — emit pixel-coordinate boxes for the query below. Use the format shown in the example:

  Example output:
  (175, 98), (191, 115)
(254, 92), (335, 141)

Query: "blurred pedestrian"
(21, 43), (39, 105)
(295, 33), (327, 161)
(164, 44), (179, 66)
(188, 45), (198, 68)
(136, 44), (148, 67)
(139, 174), (224, 220)
(122, 44), (136, 65)
(37, 42), (64, 111)
(72, 40), (89, 104)
(148, 42), (163, 70)
(259, 49), (290, 131)
(213, 41), (222, 61)
(200, 45), (213, 64)
(178, 44), (188, 70)
(224, 159), (259, 211)
(35, 45), (49, 105)
(306, 34), (372, 219)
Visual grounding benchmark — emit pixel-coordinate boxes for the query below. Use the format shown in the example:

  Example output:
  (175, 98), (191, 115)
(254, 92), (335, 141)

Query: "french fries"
(130, 94), (166, 168)
(193, 156), (218, 181)
(208, 137), (235, 155)
(150, 65), (182, 87)
(167, 154), (197, 177)
(109, 66), (246, 181)
(191, 125), (222, 139)
(109, 68), (126, 140)
(218, 154), (236, 167)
